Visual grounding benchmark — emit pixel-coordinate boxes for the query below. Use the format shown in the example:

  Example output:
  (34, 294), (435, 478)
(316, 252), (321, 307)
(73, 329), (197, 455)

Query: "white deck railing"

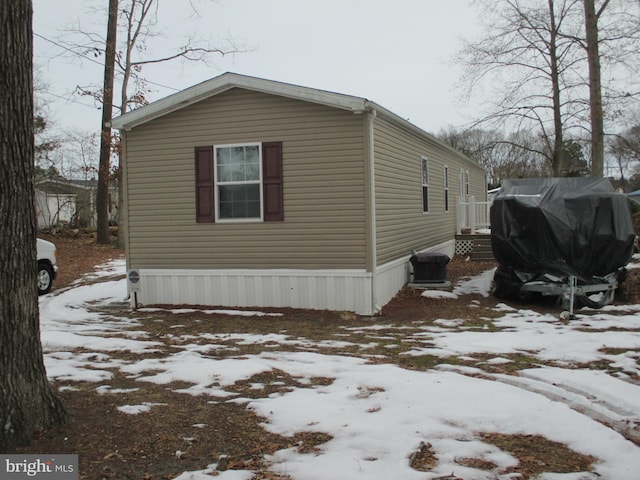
(457, 196), (491, 234)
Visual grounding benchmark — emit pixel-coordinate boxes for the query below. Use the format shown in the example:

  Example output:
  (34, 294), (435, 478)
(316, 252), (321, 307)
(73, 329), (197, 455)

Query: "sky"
(32, 0), (480, 138)
(38, 256), (640, 479)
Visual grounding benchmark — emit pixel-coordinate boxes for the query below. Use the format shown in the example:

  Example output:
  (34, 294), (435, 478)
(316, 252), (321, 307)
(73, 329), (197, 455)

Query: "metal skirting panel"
(131, 240), (455, 315)
(134, 268), (374, 315)
(375, 256), (410, 311)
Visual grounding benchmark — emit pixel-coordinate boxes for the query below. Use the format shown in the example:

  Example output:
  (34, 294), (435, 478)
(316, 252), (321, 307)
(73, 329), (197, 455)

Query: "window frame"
(444, 165), (449, 212)
(464, 169), (470, 196)
(214, 142), (264, 223)
(421, 156), (429, 214)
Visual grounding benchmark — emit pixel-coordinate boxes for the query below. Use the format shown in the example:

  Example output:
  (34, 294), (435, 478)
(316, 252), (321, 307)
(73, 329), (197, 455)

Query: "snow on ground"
(39, 258), (640, 479)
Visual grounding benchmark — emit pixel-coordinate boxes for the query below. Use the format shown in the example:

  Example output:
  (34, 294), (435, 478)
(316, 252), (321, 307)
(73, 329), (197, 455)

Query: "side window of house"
(465, 169), (470, 196)
(195, 141), (283, 223)
(459, 167), (470, 198)
(444, 165), (449, 212)
(421, 156), (429, 213)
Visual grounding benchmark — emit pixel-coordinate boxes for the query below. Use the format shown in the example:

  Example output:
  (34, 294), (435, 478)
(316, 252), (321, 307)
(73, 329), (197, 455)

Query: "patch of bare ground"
(379, 257), (500, 323)
(456, 456), (498, 470)
(13, 374), (330, 480)
(479, 433), (596, 479)
(409, 434), (595, 479)
(409, 441), (438, 471)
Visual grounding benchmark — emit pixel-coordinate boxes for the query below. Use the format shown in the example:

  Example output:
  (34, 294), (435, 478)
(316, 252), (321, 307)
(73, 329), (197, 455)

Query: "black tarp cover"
(490, 178), (635, 279)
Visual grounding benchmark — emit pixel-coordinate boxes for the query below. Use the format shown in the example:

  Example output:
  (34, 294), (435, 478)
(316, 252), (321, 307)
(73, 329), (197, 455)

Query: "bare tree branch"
(457, 0), (640, 178)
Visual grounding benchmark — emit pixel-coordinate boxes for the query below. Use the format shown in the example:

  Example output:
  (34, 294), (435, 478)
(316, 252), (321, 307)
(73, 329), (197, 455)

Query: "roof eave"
(112, 72), (367, 130)
(369, 101), (481, 169)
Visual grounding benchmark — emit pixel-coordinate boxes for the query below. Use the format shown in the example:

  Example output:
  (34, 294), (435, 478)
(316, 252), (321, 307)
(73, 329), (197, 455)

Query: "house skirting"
(131, 268), (376, 314)
(129, 240), (454, 315)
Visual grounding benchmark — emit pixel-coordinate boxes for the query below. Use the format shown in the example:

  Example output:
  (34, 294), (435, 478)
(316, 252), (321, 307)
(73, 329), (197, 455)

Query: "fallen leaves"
(409, 441), (438, 471)
(409, 433), (595, 479)
(479, 433), (596, 479)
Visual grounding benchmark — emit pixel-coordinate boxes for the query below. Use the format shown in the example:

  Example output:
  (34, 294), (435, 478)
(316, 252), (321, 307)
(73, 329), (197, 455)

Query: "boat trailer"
(519, 273), (619, 319)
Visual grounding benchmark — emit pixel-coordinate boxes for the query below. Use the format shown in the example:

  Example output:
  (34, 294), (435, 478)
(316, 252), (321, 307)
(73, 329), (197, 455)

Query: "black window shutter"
(195, 146), (215, 223)
(262, 141), (284, 221)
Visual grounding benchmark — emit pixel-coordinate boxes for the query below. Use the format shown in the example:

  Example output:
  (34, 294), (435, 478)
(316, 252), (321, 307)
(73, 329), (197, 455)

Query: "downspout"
(366, 106), (379, 314)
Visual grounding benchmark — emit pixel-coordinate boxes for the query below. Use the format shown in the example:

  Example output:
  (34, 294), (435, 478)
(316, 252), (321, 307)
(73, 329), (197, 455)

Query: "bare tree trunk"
(0, 0), (66, 450)
(96, 0), (119, 244)
(115, 0), (154, 250)
(584, 0), (606, 177)
(548, 0), (566, 177)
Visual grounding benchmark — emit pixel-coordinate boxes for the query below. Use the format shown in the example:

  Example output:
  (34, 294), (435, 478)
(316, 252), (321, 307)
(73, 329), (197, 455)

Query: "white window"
(459, 168), (470, 199)
(215, 143), (262, 221)
(421, 156), (429, 213)
(444, 165), (449, 212)
(465, 169), (470, 196)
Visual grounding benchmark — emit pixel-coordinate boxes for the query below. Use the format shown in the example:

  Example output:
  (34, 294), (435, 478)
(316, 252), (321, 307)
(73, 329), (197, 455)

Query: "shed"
(34, 178), (119, 229)
(35, 179), (95, 228)
(112, 72), (486, 314)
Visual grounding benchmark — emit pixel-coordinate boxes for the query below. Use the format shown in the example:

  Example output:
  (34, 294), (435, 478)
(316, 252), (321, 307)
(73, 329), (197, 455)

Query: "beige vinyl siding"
(373, 115), (485, 265)
(124, 88), (367, 270)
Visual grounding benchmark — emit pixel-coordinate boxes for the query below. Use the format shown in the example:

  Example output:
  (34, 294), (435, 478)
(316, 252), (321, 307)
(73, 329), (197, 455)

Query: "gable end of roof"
(111, 72), (367, 130)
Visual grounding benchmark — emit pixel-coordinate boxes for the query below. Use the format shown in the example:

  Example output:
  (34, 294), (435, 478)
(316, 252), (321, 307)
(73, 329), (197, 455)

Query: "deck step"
(472, 236), (494, 261)
(456, 234), (495, 261)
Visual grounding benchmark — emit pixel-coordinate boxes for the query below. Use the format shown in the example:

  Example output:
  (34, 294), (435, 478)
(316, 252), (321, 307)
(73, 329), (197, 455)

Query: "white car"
(37, 238), (58, 295)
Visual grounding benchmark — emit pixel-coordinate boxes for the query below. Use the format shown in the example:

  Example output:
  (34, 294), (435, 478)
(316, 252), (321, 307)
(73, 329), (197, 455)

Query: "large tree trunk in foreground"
(0, 0), (66, 451)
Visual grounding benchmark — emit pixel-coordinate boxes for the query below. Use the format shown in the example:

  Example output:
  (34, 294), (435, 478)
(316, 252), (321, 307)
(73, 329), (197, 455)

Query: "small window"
(465, 169), (470, 196)
(444, 165), (449, 212)
(460, 168), (470, 199)
(216, 144), (262, 221)
(421, 156), (429, 213)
